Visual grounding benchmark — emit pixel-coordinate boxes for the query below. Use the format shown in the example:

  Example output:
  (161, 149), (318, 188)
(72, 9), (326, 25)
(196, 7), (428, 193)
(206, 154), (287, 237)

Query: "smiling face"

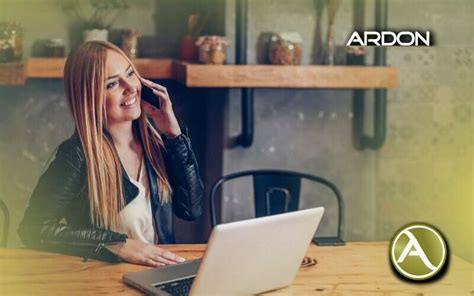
(104, 50), (142, 126)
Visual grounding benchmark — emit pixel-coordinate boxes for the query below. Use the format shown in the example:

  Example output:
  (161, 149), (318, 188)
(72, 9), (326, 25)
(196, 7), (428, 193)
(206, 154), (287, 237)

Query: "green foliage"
(56, 0), (133, 30)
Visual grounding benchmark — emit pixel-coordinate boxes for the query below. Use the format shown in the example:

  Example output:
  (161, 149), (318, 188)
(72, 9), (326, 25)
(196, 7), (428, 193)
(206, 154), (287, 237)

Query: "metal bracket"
(235, 0), (254, 148)
(353, 0), (388, 150)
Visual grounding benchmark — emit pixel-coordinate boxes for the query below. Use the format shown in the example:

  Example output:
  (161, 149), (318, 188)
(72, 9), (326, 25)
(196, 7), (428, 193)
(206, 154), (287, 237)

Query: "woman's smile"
(120, 94), (139, 108)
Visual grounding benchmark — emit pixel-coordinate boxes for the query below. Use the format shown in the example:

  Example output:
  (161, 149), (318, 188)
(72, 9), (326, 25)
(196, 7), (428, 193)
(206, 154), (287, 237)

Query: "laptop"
(123, 207), (325, 295)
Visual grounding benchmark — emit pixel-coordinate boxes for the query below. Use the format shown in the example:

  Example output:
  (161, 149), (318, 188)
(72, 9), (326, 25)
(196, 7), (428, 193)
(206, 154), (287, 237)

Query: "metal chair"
(0, 199), (10, 247)
(209, 170), (345, 245)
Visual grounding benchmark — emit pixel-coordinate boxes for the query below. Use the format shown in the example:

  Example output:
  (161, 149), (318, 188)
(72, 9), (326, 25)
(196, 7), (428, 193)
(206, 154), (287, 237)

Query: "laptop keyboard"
(155, 276), (195, 296)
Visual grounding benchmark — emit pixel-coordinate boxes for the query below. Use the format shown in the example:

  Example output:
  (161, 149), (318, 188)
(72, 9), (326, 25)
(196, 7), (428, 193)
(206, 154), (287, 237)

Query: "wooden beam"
(24, 58), (174, 80)
(174, 61), (399, 89)
(0, 62), (26, 85)
(132, 58), (174, 79)
(25, 58), (65, 78)
(12, 58), (399, 89)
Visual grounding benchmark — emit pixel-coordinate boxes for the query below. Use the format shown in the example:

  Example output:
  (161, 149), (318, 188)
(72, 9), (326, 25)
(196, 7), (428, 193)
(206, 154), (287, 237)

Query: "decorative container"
(122, 30), (140, 58)
(83, 29), (108, 42)
(195, 35), (229, 64)
(45, 39), (65, 57)
(269, 32), (302, 65)
(0, 22), (22, 62)
(179, 35), (198, 62)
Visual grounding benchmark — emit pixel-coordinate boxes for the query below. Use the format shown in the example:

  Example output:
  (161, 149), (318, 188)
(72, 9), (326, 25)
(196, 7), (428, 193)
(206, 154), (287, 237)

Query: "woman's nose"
(122, 79), (136, 94)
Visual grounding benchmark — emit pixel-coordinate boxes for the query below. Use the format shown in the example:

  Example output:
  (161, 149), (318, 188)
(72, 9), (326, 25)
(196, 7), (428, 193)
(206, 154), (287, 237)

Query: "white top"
(118, 158), (157, 244)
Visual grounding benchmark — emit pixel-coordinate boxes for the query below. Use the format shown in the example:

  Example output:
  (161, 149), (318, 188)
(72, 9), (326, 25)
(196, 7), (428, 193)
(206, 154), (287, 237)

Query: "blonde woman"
(18, 41), (203, 267)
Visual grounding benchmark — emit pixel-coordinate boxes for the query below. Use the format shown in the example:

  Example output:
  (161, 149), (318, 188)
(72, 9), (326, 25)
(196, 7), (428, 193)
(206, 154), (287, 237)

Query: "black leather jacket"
(18, 133), (203, 262)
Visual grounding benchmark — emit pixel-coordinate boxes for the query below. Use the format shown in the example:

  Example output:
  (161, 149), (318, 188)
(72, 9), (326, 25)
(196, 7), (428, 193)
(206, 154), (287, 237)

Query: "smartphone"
(141, 84), (161, 109)
(312, 237), (346, 246)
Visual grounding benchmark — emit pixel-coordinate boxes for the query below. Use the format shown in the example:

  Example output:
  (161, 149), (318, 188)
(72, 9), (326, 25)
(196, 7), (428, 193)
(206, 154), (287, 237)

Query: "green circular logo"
(389, 223), (448, 281)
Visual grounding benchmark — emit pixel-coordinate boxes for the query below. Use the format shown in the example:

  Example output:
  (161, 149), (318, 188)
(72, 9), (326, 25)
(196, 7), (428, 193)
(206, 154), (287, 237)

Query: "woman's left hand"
(140, 78), (181, 139)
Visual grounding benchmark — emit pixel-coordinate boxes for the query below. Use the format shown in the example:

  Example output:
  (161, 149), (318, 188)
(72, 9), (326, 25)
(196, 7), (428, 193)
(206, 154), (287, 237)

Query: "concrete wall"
(220, 0), (473, 262)
(221, 0), (375, 240)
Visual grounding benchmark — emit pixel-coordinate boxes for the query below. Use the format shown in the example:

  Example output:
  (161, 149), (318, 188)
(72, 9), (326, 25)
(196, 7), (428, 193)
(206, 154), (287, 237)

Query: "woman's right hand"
(105, 239), (186, 267)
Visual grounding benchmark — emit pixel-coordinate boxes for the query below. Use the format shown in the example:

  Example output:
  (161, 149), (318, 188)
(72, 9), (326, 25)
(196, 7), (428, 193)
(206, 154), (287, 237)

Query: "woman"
(18, 41), (203, 267)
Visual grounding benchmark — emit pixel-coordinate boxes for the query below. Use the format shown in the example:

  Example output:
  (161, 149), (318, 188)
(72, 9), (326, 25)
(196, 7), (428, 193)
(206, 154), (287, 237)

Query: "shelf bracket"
(353, 0), (388, 150)
(235, 0), (254, 148)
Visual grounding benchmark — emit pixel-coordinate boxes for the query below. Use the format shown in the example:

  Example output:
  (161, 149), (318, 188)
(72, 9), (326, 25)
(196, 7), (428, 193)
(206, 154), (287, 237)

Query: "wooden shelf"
(4, 58), (398, 89)
(26, 58), (66, 78)
(131, 58), (174, 79)
(173, 61), (399, 89)
(0, 62), (25, 85)
(24, 58), (174, 79)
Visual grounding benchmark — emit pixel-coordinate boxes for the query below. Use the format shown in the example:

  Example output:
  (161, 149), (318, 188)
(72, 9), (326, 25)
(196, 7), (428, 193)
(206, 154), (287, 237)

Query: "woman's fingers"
(161, 250), (186, 263)
(140, 250), (180, 267)
(141, 78), (168, 93)
(150, 254), (177, 265)
(141, 101), (158, 114)
(140, 78), (171, 106)
(151, 89), (170, 104)
(152, 248), (186, 264)
(149, 252), (182, 265)
(144, 258), (166, 268)
(113, 239), (186, 267)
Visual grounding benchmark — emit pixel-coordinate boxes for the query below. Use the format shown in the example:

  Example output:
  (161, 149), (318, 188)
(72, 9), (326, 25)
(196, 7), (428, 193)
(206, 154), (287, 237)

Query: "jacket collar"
(122, 155), (159, 210)
(68, 133), (158, 207)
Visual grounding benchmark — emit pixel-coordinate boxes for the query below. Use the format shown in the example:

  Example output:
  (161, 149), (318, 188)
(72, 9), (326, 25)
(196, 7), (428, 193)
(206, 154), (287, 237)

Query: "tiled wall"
(377, 46), (473, 262)
(376, 0), (473, 262)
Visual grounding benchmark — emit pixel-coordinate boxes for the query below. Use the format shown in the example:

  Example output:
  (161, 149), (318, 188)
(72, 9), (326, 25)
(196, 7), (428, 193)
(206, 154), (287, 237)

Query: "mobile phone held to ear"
(141, 84), (161, 109)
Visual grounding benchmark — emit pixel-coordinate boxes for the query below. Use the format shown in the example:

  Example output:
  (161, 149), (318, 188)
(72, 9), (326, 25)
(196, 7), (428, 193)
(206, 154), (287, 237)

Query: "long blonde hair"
(64, 41), (171, 231)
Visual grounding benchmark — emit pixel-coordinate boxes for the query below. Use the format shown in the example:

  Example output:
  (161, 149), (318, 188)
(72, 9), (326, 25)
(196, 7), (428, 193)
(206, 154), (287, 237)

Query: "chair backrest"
(0, 199), (10, 247)
(209, 170), (344, 240)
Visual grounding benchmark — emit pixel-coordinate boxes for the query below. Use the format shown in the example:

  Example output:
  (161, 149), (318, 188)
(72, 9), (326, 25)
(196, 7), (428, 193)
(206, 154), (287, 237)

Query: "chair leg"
(0, 200), (9, 247)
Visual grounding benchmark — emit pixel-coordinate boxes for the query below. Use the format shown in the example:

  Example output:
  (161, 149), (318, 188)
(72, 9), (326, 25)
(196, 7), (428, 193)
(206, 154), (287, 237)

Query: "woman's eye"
(106, 81), (117, 89)
(127, 70), (135, 77)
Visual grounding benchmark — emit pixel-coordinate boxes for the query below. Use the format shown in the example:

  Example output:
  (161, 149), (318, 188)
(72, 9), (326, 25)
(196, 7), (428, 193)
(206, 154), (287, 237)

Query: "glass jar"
(45, 39), (65, 57)
(195, 35), (229, 64)
(269, 32), (302, 65)
(122, 30), (140, 58)
(0, 22), (22, 62)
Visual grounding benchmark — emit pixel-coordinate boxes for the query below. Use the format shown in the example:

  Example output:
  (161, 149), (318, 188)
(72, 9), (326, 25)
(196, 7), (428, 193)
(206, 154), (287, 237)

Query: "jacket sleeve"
(18, 140), (127, 262)
(162, 133), (204, 221)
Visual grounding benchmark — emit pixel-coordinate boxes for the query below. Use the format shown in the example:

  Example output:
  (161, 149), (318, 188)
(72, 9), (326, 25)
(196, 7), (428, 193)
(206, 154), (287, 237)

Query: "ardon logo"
(390, 223), (448, 281)
(346, 31), (432, 47)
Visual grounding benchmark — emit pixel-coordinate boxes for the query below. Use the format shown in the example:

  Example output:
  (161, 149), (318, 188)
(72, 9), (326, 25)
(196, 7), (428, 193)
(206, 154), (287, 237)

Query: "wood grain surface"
(18, 58), (398, 89)
(25, 58), (175, 79)
(0, 242), (471, 295)
(173, 61), (399, 89)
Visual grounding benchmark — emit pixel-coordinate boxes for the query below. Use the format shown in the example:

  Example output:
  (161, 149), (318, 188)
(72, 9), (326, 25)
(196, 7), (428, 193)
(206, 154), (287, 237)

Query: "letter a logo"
(390, 223), (448, 281)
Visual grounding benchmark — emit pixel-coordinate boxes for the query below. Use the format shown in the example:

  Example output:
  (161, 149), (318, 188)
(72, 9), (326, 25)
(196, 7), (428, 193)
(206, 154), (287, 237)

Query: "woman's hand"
(105, 238), (186, 267)
(140, 78), (181, 139)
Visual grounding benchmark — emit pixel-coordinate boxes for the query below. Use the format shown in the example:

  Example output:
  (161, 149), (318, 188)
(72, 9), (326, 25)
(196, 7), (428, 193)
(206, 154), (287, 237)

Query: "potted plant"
(57, 0), (130, 42)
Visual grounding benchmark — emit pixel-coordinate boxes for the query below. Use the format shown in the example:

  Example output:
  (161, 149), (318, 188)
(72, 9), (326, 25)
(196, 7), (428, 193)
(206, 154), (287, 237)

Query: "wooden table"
(0, 242), (472, 295)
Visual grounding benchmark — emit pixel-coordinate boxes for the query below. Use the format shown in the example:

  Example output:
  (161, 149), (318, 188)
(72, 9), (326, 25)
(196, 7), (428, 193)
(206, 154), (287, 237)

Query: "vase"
(83, 29), (108, 42)
(179, 35), (197, 62)
(122, 29), (140, 58)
